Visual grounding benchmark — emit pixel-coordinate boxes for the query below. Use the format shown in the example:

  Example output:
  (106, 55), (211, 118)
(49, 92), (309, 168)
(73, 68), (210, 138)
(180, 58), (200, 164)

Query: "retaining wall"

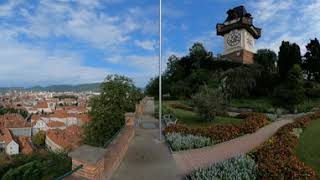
(69, 97), (148, 180)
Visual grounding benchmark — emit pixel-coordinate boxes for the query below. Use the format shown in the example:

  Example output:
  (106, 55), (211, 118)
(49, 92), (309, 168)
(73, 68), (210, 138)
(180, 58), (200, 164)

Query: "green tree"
(223, 65), (261, 98)
(254, 49), (277, 73)
(192, 86), (227, 121)
(273, 64), (305, 112)
(253, 49), (278, 96)
(278, 41), (302, 79)
(84, 74), (142, 147)
(31, 131), (46, 148)
(302, 38), (320, 81)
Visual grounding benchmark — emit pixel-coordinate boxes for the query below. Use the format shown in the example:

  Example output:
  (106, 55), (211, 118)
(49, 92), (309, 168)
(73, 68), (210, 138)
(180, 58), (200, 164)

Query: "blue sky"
(0, 0), (319, 88)
(0, 0), (158, 87)
(163, 0), (320, 60)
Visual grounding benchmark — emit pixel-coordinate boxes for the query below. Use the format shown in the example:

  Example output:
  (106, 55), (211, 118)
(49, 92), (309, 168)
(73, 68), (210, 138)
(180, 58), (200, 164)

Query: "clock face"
(227, 31), (241, 47)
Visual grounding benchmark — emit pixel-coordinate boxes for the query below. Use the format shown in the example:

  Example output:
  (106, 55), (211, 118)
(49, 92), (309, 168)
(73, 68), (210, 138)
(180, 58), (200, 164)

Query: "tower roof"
(216, 5), (261, 39)
(225, 5), (251, 22)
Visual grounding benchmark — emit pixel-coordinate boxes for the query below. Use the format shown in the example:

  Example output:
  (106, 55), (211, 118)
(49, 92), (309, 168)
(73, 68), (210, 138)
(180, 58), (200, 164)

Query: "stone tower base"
(222, 49), (254, 64)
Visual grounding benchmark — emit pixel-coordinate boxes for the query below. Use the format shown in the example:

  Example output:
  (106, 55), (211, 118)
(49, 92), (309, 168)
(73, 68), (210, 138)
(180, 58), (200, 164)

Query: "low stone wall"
(69, 97), (148, 180)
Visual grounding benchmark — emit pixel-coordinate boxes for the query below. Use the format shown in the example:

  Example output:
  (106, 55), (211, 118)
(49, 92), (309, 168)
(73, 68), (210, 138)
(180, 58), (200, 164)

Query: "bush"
(0, 151), (72, 179)
(192, 87), (227, 121)
(32, 131), (46, 148)
(251, 114), (317, 179)
(164, 113), (268, 144)
(187, 155), (257, 180)
(165, 132), (212, 151)
(273, 64), (305, 112)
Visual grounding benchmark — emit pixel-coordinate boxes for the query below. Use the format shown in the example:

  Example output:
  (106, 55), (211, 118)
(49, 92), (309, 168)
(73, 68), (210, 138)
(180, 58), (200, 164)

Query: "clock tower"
(216, 5), (261, 64)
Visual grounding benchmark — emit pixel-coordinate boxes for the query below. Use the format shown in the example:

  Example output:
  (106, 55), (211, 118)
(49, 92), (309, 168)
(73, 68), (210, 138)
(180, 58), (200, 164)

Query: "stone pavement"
(172, 118), (294, 174)
(111, 99), (182, 180)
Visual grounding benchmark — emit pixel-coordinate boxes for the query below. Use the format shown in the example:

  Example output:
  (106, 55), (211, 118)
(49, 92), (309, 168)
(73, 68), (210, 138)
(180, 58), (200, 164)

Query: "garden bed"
(164, 112), (269, 152)
(250, 112), (320, 179)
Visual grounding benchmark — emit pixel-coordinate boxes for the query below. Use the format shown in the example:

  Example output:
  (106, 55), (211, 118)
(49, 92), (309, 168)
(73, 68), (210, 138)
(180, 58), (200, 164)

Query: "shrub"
(192, 86), (227, 121)
(251, 113), (318, 180)
(187, 155), (257, 180)
(32, 131), (46, 148)
(164, 113), (268, 144)
(273, 64), (305, 112)
(165, 132), (212, 151)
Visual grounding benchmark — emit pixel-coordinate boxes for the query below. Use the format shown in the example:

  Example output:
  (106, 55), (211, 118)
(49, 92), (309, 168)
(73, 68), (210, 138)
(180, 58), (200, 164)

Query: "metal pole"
(159, 0), (162, 141)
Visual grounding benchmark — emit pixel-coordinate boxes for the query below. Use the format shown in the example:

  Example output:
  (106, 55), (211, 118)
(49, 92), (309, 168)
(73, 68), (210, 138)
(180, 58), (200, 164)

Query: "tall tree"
(254, 49), (277, 73)
(84, 74), (142, 147)
(278, 41), (302, 79)
(273, 64), (305, 112)
(303, 38), (320, 81)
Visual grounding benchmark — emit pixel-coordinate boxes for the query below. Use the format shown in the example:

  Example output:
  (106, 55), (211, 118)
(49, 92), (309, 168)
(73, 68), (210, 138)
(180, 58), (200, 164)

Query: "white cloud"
(249, 0), (293, 22)
(134, 40), (156, 50)
(0, 0), (22, 17)
(0, 40), (108, 87)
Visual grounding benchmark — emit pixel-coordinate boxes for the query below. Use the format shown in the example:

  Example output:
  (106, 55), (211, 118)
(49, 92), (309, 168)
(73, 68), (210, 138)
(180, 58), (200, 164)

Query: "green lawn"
(295, 119), (320, 178)
(162, 101), (243, 128)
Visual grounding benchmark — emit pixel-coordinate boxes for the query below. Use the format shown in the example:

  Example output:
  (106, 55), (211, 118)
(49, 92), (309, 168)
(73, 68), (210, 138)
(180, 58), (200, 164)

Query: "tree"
(84, 74), (142, 147)
(192, 86), (227, 121)
(273, 64), (305, 112)
(254, 49), (277, 73)
(31, 131), (46, 148)
(302, 38), (320, 81)
(223, 65), (261, 98)
(278, 41), (302, 79)
(253, 49), (278, 96)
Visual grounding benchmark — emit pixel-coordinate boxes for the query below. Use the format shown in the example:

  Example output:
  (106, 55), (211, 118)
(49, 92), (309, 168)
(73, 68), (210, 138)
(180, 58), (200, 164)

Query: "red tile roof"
(17, 136), (33, 154)
(46, 125), (83, 151)
(0, 113), (29, 128)
(0, 128), (14, 145)
(49, 110), (69, 118)
(76, 114), (91, 123)
(47, 121), (65, 127)
(35, 101), (48, 109)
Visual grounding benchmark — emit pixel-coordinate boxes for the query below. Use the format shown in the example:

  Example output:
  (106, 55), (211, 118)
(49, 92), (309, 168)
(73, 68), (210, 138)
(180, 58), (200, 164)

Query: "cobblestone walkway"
(111, 99), (181, 180)
(173, 118), (294, 174)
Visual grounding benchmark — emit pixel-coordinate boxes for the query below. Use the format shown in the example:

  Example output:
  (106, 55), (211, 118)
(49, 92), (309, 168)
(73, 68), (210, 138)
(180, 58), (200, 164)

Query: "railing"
(54, 164), (83, 180)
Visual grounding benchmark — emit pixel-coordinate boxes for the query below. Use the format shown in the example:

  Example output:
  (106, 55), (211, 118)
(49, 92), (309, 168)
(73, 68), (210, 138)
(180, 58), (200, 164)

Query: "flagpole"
(159, 0), (162, 141)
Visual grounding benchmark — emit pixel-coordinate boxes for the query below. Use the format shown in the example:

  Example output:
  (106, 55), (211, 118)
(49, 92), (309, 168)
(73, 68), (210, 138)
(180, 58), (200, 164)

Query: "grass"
(230, 97), (274, 113)
(295, 119), (320, 178)
(162, 100), (243, 128)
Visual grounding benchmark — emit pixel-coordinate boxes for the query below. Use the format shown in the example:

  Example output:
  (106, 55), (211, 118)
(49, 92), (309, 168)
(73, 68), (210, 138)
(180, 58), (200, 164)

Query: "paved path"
(111, 99), (181, 180)
(173, 118), (294, 174)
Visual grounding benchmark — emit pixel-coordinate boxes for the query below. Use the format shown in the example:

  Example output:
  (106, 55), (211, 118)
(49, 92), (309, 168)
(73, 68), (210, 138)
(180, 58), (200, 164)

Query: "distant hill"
(0, 83), (101, 93)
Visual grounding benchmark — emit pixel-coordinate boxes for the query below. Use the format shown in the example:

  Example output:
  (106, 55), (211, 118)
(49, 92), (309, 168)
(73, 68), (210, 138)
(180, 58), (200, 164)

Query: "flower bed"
(250, 112), (320, 180)
(186, 155), (257, 180)
(165, 132), (212, 151)
(164, 112), (268, 145)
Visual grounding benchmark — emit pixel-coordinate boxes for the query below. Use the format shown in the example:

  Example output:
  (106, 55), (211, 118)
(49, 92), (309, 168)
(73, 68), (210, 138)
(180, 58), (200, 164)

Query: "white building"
(0, 128), (19, 155)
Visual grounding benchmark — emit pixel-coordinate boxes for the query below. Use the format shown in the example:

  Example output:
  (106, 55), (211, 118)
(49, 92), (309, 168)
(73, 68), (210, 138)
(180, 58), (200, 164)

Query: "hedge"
(165, 132), (212, 151)
(250, 112), (320, 180)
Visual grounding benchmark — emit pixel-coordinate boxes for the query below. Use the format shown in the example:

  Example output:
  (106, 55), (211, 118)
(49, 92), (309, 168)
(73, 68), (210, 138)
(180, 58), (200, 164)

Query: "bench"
(163, 114), (178, 126)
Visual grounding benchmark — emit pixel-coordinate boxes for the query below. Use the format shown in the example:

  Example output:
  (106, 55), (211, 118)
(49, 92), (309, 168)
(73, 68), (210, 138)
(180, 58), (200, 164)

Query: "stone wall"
(69, 97), (148, 180)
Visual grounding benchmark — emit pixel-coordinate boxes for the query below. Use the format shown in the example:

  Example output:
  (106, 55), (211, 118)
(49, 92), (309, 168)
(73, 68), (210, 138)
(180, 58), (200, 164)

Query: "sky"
(0, 0), (158, 87)
(163, 0), (320, 60)
(1, 0), (319, 88)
